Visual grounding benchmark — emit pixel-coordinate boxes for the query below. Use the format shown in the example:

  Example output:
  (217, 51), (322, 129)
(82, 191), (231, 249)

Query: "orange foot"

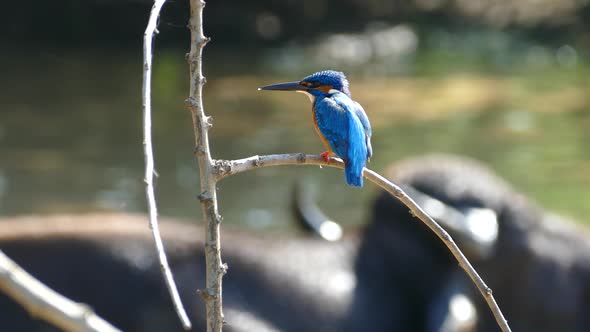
(320, 151), (331, 163)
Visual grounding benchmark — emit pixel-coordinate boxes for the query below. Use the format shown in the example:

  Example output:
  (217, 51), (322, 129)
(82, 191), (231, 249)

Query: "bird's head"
(258, 70), (351, 100)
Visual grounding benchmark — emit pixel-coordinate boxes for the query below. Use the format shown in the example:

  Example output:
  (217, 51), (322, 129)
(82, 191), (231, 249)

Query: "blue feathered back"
(313, 92), (368, 187)
(344, 112), (367, 187)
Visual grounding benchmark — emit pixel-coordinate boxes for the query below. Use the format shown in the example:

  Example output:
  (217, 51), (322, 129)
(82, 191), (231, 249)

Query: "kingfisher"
(259, 70), (372, 187)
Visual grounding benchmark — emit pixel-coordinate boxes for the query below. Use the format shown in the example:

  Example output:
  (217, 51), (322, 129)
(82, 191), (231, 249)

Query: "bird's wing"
(351, 101), (372, 137)
(315, 94), (367, 164)
(352, 100), (373, 159)
(333, 94), (373, 159)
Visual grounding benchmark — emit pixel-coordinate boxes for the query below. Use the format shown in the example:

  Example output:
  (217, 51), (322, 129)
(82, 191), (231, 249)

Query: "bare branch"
(142, 0), (192, 329)
(148, 1), (511, 331)
(187, 1), (226, 332)
(0, 251), (121, 332)
(216, 153), (512, 332)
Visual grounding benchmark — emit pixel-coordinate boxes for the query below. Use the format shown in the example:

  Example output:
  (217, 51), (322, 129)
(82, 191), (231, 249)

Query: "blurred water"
(0, 48), (589, 229)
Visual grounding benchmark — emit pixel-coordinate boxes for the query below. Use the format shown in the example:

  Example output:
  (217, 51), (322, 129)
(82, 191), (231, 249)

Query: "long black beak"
(258, 81), (307, 91)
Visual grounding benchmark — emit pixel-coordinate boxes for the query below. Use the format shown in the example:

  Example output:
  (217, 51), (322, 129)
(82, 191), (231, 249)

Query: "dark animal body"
(0, 155), (589, 331)
(376, 155), (590, 332)
(0, 214), (356, 332)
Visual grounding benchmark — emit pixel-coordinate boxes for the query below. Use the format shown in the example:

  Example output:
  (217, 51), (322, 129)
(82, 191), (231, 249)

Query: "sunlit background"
(1, 0), (589, 230)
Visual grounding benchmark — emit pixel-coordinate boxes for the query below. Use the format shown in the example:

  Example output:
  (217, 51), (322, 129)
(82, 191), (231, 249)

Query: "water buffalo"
(368, 155), (590, 332)
(1, 154), (588, 331)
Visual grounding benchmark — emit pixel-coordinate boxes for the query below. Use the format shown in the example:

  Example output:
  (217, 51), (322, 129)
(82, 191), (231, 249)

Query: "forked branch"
(187, 1), (226, 332)
(145, 0), (512, 331)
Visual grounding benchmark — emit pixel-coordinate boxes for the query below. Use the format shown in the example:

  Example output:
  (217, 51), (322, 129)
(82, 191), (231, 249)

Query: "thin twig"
(142, 0), (192, 329)
(150, 0), (511, 331)
(214, 153), (512, 332)
(187, 1), (226, 332)
(0, 251), (121, 332)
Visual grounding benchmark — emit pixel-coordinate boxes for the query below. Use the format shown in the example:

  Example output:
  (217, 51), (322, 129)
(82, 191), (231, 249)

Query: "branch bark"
(147, 1), (511, 331)
(142, 0), (192, 329)
(187, 1), (226, 332)
(0, 251), (121, 332)
(215, 153), (512, 332)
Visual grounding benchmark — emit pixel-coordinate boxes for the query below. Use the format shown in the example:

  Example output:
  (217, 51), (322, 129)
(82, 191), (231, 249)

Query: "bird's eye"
(308, 81), (320, 88)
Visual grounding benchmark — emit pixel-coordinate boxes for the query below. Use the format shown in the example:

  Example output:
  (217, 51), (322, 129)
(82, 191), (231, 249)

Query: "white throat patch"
(296, 90), (315, 103)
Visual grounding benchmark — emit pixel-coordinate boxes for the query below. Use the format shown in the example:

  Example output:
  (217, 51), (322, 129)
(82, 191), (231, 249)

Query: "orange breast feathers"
(312, 106), (333, 155)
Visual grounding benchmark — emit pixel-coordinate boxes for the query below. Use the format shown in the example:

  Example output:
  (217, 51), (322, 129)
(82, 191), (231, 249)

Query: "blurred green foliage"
(1, 0), (589, 228)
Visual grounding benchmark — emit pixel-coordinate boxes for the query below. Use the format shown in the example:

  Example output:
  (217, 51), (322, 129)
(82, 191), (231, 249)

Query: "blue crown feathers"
(302, 70), (351, 97)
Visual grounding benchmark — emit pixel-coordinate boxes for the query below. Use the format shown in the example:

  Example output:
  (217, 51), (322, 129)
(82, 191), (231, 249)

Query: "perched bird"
(259, 70), (372, 187)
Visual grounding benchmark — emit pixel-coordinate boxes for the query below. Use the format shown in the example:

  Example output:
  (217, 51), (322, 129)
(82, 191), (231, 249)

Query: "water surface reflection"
(1, 50), (588, 229)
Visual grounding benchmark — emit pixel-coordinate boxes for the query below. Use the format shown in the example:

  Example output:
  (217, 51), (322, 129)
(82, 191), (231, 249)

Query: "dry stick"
(0, 251), (121, 332)
(215, 153), (512, 332)
(142, 0), (192, 329)
(158, 0), (510, 331)
(187, 1), (226, 332)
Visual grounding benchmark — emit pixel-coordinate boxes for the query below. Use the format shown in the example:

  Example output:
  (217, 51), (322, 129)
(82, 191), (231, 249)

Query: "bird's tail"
(345, 161), (364, 187)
